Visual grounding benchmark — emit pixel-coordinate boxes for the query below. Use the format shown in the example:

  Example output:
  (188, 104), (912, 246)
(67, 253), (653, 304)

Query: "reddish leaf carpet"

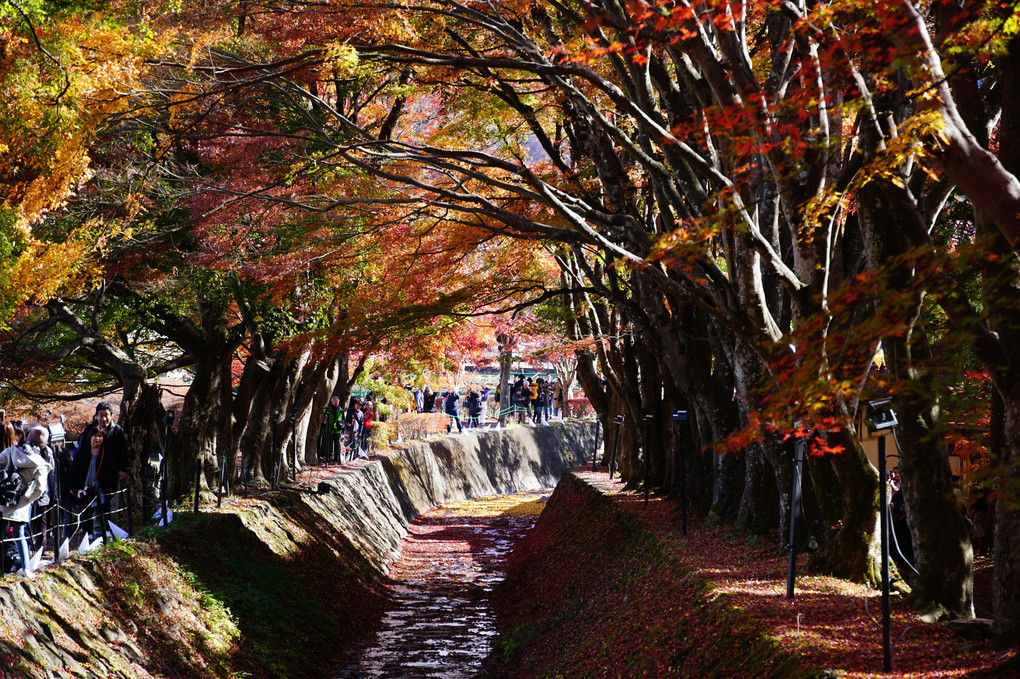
(576, 469), (1016, 679)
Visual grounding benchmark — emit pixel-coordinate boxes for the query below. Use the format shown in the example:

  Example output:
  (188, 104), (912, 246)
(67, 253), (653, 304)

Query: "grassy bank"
(145, 494), (391, 677)
(0, 492), (389, 678)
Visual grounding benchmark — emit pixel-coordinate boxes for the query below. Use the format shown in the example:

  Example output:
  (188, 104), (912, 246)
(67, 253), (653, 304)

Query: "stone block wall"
(0, 422), (596, 677)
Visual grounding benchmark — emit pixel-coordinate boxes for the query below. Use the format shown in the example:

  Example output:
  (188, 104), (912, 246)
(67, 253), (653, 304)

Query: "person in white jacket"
(1, 424), (52, 578)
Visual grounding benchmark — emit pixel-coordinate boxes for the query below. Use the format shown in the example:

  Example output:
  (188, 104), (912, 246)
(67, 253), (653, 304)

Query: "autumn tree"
(144, 0), (1020, 629)
(10, 0), (1020, 649)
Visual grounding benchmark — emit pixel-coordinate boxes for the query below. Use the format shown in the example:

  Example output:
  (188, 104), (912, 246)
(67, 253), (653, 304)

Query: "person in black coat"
(76, 402), (129, 485)
(69, 426), (122, 538)
(466, 389), (482, 429)
(57, 442), (77, 535)
(444, 388), (463, 434)
(324, 396), (344, 463)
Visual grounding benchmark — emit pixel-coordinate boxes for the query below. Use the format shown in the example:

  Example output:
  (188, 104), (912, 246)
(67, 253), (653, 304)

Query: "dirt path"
(332, 490), (550, 679)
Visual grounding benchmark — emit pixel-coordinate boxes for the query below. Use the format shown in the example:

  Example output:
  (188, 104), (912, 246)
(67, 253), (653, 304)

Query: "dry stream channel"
(333, 489), (549, 679)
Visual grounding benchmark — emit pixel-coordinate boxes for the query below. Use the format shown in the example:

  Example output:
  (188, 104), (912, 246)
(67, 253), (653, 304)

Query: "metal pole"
(672, 410), (688, 536)
(125, 481), (133, 537)
(193, 459), (201, 514)
(217, 455), (224, 509)
(879, 434), (892, 672)
(160, 456), (168, 527)
(786, 436), (805, 599)
(644, 414), (655, 505)
(276, 449), (285, 489)
(54, 459), (63, 560)
(593, 415), (602, 472)
(161, 412), (172, 528)
(609, 415), (623, 480)
(97, 496), (109, 545)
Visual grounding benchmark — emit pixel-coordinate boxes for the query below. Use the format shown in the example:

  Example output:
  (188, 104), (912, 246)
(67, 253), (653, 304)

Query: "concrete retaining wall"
(0, 422), (596, 678)
(306, 422), (596, 571)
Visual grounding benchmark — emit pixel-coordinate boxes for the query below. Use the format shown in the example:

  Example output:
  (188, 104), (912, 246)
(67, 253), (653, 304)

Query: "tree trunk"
(552, 357), (577, 417)
(991, 387), (1020, 646)
(497, 334), (513, 426)
(169, 303), (238, 501)
(303, 354), (344, 464)
(215, 344), (236, 494)
(119, 378), (166, 506)
(983, 34), (1020, 646)
(808, 426), (882, 584)
(738, 441), (780, 536)
(172, 359), (223, 500)
(806, 450), (845, 535)
(273, 347), (310, 480)
(885, 339), (975, 619)
(857, 180), (975, 617)
(239, 335), (287, 486)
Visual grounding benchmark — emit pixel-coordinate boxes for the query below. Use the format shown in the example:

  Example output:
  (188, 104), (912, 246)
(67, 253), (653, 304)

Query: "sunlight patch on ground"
(431, 490), (551, 518)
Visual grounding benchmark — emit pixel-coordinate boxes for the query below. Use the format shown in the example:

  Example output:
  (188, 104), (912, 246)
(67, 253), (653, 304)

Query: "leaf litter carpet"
(574, 469), (1016, 679)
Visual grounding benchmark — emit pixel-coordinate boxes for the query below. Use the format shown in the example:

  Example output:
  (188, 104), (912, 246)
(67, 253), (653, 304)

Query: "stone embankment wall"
(0, 422), (596, 678)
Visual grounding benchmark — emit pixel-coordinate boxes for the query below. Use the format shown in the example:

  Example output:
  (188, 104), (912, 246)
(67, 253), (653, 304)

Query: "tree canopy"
(4, 0), (1020, 656)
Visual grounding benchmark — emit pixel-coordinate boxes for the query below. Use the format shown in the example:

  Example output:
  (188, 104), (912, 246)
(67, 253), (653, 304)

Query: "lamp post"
(644, 413), (655, 505)
(161, 409), (175, 528)
(609, 414), (624, 479)
(672, 410), (688, 536)
(785, 423), (807, 599)
(867, 398), (898, 674)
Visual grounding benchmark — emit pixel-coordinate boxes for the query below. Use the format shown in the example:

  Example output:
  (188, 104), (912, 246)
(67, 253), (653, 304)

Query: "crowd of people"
(321, 395), (378, 463)
(1, 402), (129, 578)
(314, 374), (569, 464)
(409, 374), (567, 431)
(1, 374), (574, 576)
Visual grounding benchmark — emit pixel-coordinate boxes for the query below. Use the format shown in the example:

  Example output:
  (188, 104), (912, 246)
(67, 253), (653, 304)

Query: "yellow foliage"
(1, 13), (149, 232)
(322, 42), (361, 77)
(1, 216), (118, 322)
(852, 109), (945, 189)
(9, 131), (92, 233)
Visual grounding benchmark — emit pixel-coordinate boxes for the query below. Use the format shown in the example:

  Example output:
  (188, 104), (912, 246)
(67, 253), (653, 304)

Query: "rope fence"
(2, 410), (587, 577)
(1, 484), (135, 574)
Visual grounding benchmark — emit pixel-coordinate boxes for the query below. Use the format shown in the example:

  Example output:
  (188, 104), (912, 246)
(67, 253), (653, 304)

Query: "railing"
(1, 483), (135, 575)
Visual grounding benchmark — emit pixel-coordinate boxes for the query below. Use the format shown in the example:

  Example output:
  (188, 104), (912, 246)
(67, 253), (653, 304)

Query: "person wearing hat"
(0, 423), (52, 577)
(325, 396), (344, 463)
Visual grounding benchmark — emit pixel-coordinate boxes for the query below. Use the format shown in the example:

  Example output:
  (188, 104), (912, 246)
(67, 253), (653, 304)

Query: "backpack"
(2, 526), (21, 573)
(0, 456), (26, 508)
